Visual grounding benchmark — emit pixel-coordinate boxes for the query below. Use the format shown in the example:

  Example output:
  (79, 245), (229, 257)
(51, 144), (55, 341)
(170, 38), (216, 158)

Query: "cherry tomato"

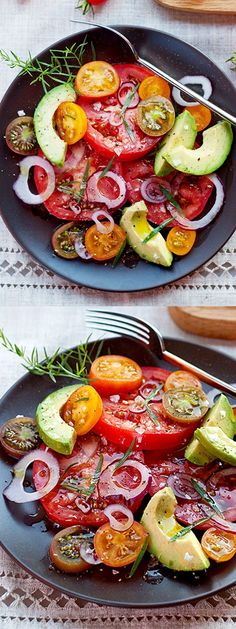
(5, 116), (38, 155)
(166, 227), (196, 256)
(184, 104), (212, 132)
(137, 96), (175, 137)
(164, 370), (202, 392)
(49, 525), (92, 573)
(163, 388), (209, 424)
(201, 528), (236, 562)
(89, 355), (142, 396)
(51, 222), (82, 259)
(62, 385), (103, 435)
(84, 224), (126, 261)
(75, 61), (120, 99)
(139, 76), (170, 100)
(54, 102), (87, 145)
(0, 416), (40, 459)
(94, 521), (148, 567)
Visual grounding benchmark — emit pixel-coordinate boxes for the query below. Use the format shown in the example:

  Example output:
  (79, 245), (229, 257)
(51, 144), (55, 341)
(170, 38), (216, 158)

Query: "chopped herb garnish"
(119, 83), (139, 117)
(58, 161), (90, 204)
(159, 185), (184, 217)
(170, 517), (212, 541)
(128, 536), (149, 578)
(112, 238), (127, 268)
(191, 479), (225, 518)
(141, 384), (163, 425)
(61, 454), (103, 498)
(226, 52), (236, 70)
(120, 114), (134, 142)
(114, 438), (136, 470)
(86, 454), (103, 498)
(142, 218), (173, 244)
(98, 157), (115, 179)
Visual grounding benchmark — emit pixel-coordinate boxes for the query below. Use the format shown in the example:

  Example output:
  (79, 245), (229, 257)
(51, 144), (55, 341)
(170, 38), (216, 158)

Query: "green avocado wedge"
(34, 83), (77, 167)
(120, 201), (173, 267)
(35, 384), (80, 454)
(185, 394), (235, 465)
(195, 426), (236, 465)
(154, 110), (197, 177)
(140, 487), (210, 571)
(163, 121), (233, 175)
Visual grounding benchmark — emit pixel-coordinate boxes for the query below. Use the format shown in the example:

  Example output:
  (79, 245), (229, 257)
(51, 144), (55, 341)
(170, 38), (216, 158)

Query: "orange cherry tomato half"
(201, 528), (236, 563)
(94, 521), (148, 567)
(138, 75), (170, 100)
(85, 223), (126, 261)
(89, 355), (143, 396)
(163, 387), (209, 424)
(54, 102), (87, 144)
(166, 227), (196, 256)
(63, 385), (103, 435)
(164, 370), (202, 393)
(184, 104), (212, 132)
(49, 525), (92, 573)
(75, 61), (120, 99)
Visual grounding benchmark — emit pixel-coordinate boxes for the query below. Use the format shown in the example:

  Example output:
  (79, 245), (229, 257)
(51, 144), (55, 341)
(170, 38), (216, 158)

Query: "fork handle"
(139, 57), (236, 126)
(162, 349), (236, 397)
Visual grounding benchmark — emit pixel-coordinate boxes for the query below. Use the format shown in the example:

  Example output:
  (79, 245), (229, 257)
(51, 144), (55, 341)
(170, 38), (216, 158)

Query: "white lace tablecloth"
(0, 305), (236, 628)
(0, 0), (236, 305)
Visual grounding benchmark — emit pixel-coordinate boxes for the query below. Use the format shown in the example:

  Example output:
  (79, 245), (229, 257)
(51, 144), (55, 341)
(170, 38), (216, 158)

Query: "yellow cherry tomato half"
(139, 75), (170, 100)
(184, 104), (212, 132)
(94, 521), (148, 567)
(75, 61), (120, 99)
(137, 96), (175, 137)
(85, 223), (126, 261)
(164, 370), (202, 393)
(201, 528), (236, 563)
(62, 385), (103, 435)
(55, 102), (87, 145)
(166, 227), (196, 256)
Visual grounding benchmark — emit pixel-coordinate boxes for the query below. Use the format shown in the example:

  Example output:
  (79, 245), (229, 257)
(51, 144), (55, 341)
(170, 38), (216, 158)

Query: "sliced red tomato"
(175, 501), (216, 530)
(34, 143), (123, 221)
(77, 64), (161, 161)
(123, 159), (214, 225)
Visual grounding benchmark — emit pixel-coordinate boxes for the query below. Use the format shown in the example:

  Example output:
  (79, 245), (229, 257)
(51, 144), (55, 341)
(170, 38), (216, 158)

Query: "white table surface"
(0, 0), (236, 305)
(0, 305), (236, 628)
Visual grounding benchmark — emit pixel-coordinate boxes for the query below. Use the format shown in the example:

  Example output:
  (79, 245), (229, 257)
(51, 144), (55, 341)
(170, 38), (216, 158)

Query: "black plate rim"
(0, 25), (235, 292)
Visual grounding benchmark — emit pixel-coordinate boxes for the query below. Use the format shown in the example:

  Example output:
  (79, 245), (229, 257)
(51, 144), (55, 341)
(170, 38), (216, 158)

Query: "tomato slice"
(94, 521), (148, 567)
(164, 370), (202, 392)
(148, 456), (220, 495)
(163, 388), (209, 424)
(51, 222), (81, 259)
(77, 64), (161, 161)
(49, 525), (92, 573)
(0, 416), (40, 459)
(137, 96), (175, 137)
(75, 61), (120, 99)
(201, 527), (236, 562)
(89, 355), (143, 396)
(55, 103), (87, 145)
(166, 227), (196, 256)
(62, 385), (103, 435)
(139, 76), (170, 100)
(84, 224), (126, 261)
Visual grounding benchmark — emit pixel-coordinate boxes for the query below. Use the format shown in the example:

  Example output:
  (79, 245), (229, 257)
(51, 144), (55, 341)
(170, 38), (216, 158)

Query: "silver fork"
(85, 309), (236, 397)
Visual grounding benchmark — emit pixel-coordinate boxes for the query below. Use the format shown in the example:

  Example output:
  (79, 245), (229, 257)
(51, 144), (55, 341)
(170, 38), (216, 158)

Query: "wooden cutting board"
(168, 307), (236, 339)
(156, 0), (236, 13)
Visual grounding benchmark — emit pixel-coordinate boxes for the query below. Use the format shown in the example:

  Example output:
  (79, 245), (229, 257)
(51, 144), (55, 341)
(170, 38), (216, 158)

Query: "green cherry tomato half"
(51, 222), (83, 259)
(137, 96), (175, 137)
(49, 525), (93, 573)
(163, 387), (209, 424)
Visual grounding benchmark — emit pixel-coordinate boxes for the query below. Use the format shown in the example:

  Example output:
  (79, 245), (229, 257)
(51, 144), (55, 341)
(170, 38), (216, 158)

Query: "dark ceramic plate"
(0, 26), (235, 292)
(0, 336), (236, 608)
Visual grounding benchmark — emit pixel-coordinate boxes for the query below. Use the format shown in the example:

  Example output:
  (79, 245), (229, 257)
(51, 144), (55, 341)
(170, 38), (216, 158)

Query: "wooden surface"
(156, 0), (236, 13)
(169, 307), (236, 339)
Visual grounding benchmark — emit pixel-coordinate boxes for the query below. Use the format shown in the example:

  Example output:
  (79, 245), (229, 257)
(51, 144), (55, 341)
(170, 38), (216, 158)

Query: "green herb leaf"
(119, 83), (139, 117)
(120, 114), (134, 142)
(58, 161), (90, 204)
(112, 238), (127, 268)
(141, 385), (163, 425)
(128, 536), (149, 578)
(76, 0), (94, 16)
(170, 517), (212, 541)
(90, 41), (96, 61)
(144, 404), (160, 425)
(142, 219), (173, 243)
(159, 185), (184, 217)
(98, 157), (115, 179)
(114, 438), (136, 471)
(61, 454), (103, 498)
(226, 52), (236, 70)
(86, 454), (103, 498)
(191, 479), (225, 518)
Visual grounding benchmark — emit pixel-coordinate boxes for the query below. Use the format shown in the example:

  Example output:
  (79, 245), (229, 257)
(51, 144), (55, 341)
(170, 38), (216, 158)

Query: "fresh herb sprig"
(191, 479), (224, 518)
(142, 218), (173, 244)
(112, 238), (127, 268)
(120, 114), (134, 141)
(119, 84), (139, 117)
(0, 329), (103, 383)
(159, 185), (184, 216)
(141, 385), (163, 425)
(114, 438), (136, 471)
(170, 517), (212, 541)
(58, 161), (90, 204)
(128, 537), (149, 578)
(226, 53), (236, 70)
(61, 454), (103, 498)
(99, 157), (115, 179)
(76, 0), (94, 16)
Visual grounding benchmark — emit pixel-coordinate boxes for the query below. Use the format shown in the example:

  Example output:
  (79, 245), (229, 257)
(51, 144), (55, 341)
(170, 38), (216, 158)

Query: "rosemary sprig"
(226, 52), (236, 70)
(120, 114), (134, 142)
(159, 185), (184, 217)
(112, 238), (127, 268)
(141, 385), (163, 425)
(142, 218), (173, 244)
(58, 161), (90, 204)
(98, 157), (115, 179)
(170, 517), (212, 541)
(114, 438), (136, 471)
(90, 41), (97, 61)
(61, 454), (103, 498)
(191, 479), (225, 518)
(119, 83), (139, 117)
(86, 454), (103, 498)
(128, 536), (149, 578)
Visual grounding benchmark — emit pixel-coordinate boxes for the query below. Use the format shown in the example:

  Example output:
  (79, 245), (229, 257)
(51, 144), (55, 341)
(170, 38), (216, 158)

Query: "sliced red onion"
(91, 209), (114, 234)
(129, 395), (146, 414)
(172, 75), (212, 107)
(167, 473), (200, 501)
(74, 238), (92, 259)
(207, 467), (236, 490)
(210, 514), (236, 534)
(167, 174), (224, 230)
(139, 380), (163, 402)
(104, 504), (134, 531)
(118, 82), (139, 108)
(98, 459), (150, 501)
(140, 177), (171, 204)
(13, 156), (55, 204)
(55, 141), (86, 174)
(4, 450), (59, 503)
(81, 434), (100, 460)
(75, 498), (91, 513)
(109, 394), (120, 403)
(109, 110), (123, 127)
(87, 170), (127, 209)
(80, 540), (101, 565)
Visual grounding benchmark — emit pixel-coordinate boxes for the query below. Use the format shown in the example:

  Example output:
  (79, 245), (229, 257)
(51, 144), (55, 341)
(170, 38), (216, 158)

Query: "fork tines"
(85, 310), (150, 345)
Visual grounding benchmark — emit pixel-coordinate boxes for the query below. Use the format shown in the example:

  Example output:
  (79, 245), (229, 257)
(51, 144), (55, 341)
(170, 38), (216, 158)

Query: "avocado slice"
(36, 385), (80, 455)
(163, 121), (233, 175)
(141, 487), (210, 571)
(120, 201), (173, 267)
(185, 394), (235, 465)
(154, 110), (197, 177)
(34, 83), (77, 167)
(195, 426), (236, 465)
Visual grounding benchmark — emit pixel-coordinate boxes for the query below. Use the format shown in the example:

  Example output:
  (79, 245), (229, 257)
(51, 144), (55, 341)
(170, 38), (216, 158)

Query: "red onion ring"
(103, 504), (134, 531)
(13, 156), (55, 204)
(98, 459), (150, 501)
(4, 449), (60, 503)
(209, 514), (236, 534)
(139, 380), (163, 402)
(80, 540), (101, 565)
(167, 473), (200, 501)
(91, 209), (115, 234)
(172, 75), (212, 107)
(207, 467), (236, 490)
(129, 395), (146, 414)
(75, 498), (91, 513)
(74, 239), (92, 260)
(167, 174), (224, 230)
(87, 170), (127, 209)
(140, 177), (171, 204)
(118, 81), (139, 108)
